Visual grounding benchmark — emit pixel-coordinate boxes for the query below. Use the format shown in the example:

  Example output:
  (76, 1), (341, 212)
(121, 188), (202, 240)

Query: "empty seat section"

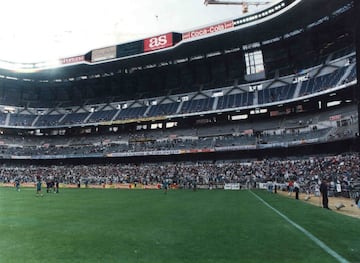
(146, 102), (180, 117)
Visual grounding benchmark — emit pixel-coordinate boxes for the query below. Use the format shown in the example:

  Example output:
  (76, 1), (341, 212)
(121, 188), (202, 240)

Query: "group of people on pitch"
(46, 179), (59, 193)
(35, 177), (59, 196)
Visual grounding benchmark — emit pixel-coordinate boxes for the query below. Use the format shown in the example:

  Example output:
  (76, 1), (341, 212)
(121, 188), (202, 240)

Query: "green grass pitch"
(0, 187), (359, 263)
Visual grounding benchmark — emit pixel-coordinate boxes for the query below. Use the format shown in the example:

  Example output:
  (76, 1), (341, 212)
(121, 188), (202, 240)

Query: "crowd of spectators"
(1, 153), (359, 195)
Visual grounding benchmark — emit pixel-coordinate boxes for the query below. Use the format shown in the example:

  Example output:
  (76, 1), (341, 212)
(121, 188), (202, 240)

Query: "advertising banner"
(144, 33), (173, 52)
(91, 46), (116, 62)
(59, 55), (85, 65)
(182, 20), (234, 40)
(224, 183), (240, 190)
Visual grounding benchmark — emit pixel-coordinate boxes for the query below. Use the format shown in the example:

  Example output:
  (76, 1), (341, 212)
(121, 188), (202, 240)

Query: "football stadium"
(0, 0), (360, 262)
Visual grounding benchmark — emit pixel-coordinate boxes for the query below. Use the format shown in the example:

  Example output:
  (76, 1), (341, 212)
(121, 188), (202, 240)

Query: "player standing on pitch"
(36, 177), (43, 197)
(55, 179), (59, 193)
(15, 180), (20, 192)
(162, 179), (169, 194)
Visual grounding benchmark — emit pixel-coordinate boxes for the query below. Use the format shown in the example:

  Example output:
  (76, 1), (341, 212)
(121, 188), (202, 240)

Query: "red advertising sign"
(144, 33), (173, 52)
(59, 55), (85, 65)
(329, 114), (341, 121)
(182, 20), (234, 40)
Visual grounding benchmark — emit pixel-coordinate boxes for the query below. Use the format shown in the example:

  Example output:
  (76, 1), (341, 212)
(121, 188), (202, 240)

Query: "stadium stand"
(1, 53), (356, 129)
(0, 0), (356, 174)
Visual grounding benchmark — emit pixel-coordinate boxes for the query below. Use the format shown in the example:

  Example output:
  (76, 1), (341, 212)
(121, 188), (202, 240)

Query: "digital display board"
(117, 40), (143, 58)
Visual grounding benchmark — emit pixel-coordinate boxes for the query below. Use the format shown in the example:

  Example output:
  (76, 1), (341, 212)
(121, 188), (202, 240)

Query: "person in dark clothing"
(46, 180), (52, 193)
(320, 179), (330, 209)
(294, 181), (300, 200)
(54, 179), (59, 193)
(15, 180), (20, 192)
(193, 181), (197, 191)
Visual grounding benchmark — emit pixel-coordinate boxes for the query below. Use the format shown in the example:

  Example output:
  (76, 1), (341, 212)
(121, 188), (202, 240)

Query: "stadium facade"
(0, 0), (358, 164)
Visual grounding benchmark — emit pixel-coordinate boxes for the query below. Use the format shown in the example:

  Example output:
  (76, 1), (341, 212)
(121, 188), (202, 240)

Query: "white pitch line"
(249, 190), (349, 263)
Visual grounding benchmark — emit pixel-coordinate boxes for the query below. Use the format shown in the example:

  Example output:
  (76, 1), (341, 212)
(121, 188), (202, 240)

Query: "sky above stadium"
(0, 0), (278, 63)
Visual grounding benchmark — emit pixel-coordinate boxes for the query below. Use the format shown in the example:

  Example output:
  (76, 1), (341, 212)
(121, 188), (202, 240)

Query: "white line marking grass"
(250, 190), (349, 263)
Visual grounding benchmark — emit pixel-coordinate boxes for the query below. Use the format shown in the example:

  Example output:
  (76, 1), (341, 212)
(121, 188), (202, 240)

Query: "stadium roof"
(0, 0), (355, 80)
(0, 0), (279, 64)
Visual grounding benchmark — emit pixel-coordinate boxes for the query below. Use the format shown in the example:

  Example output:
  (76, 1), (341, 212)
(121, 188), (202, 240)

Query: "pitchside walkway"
(278, 191), (360, 219)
